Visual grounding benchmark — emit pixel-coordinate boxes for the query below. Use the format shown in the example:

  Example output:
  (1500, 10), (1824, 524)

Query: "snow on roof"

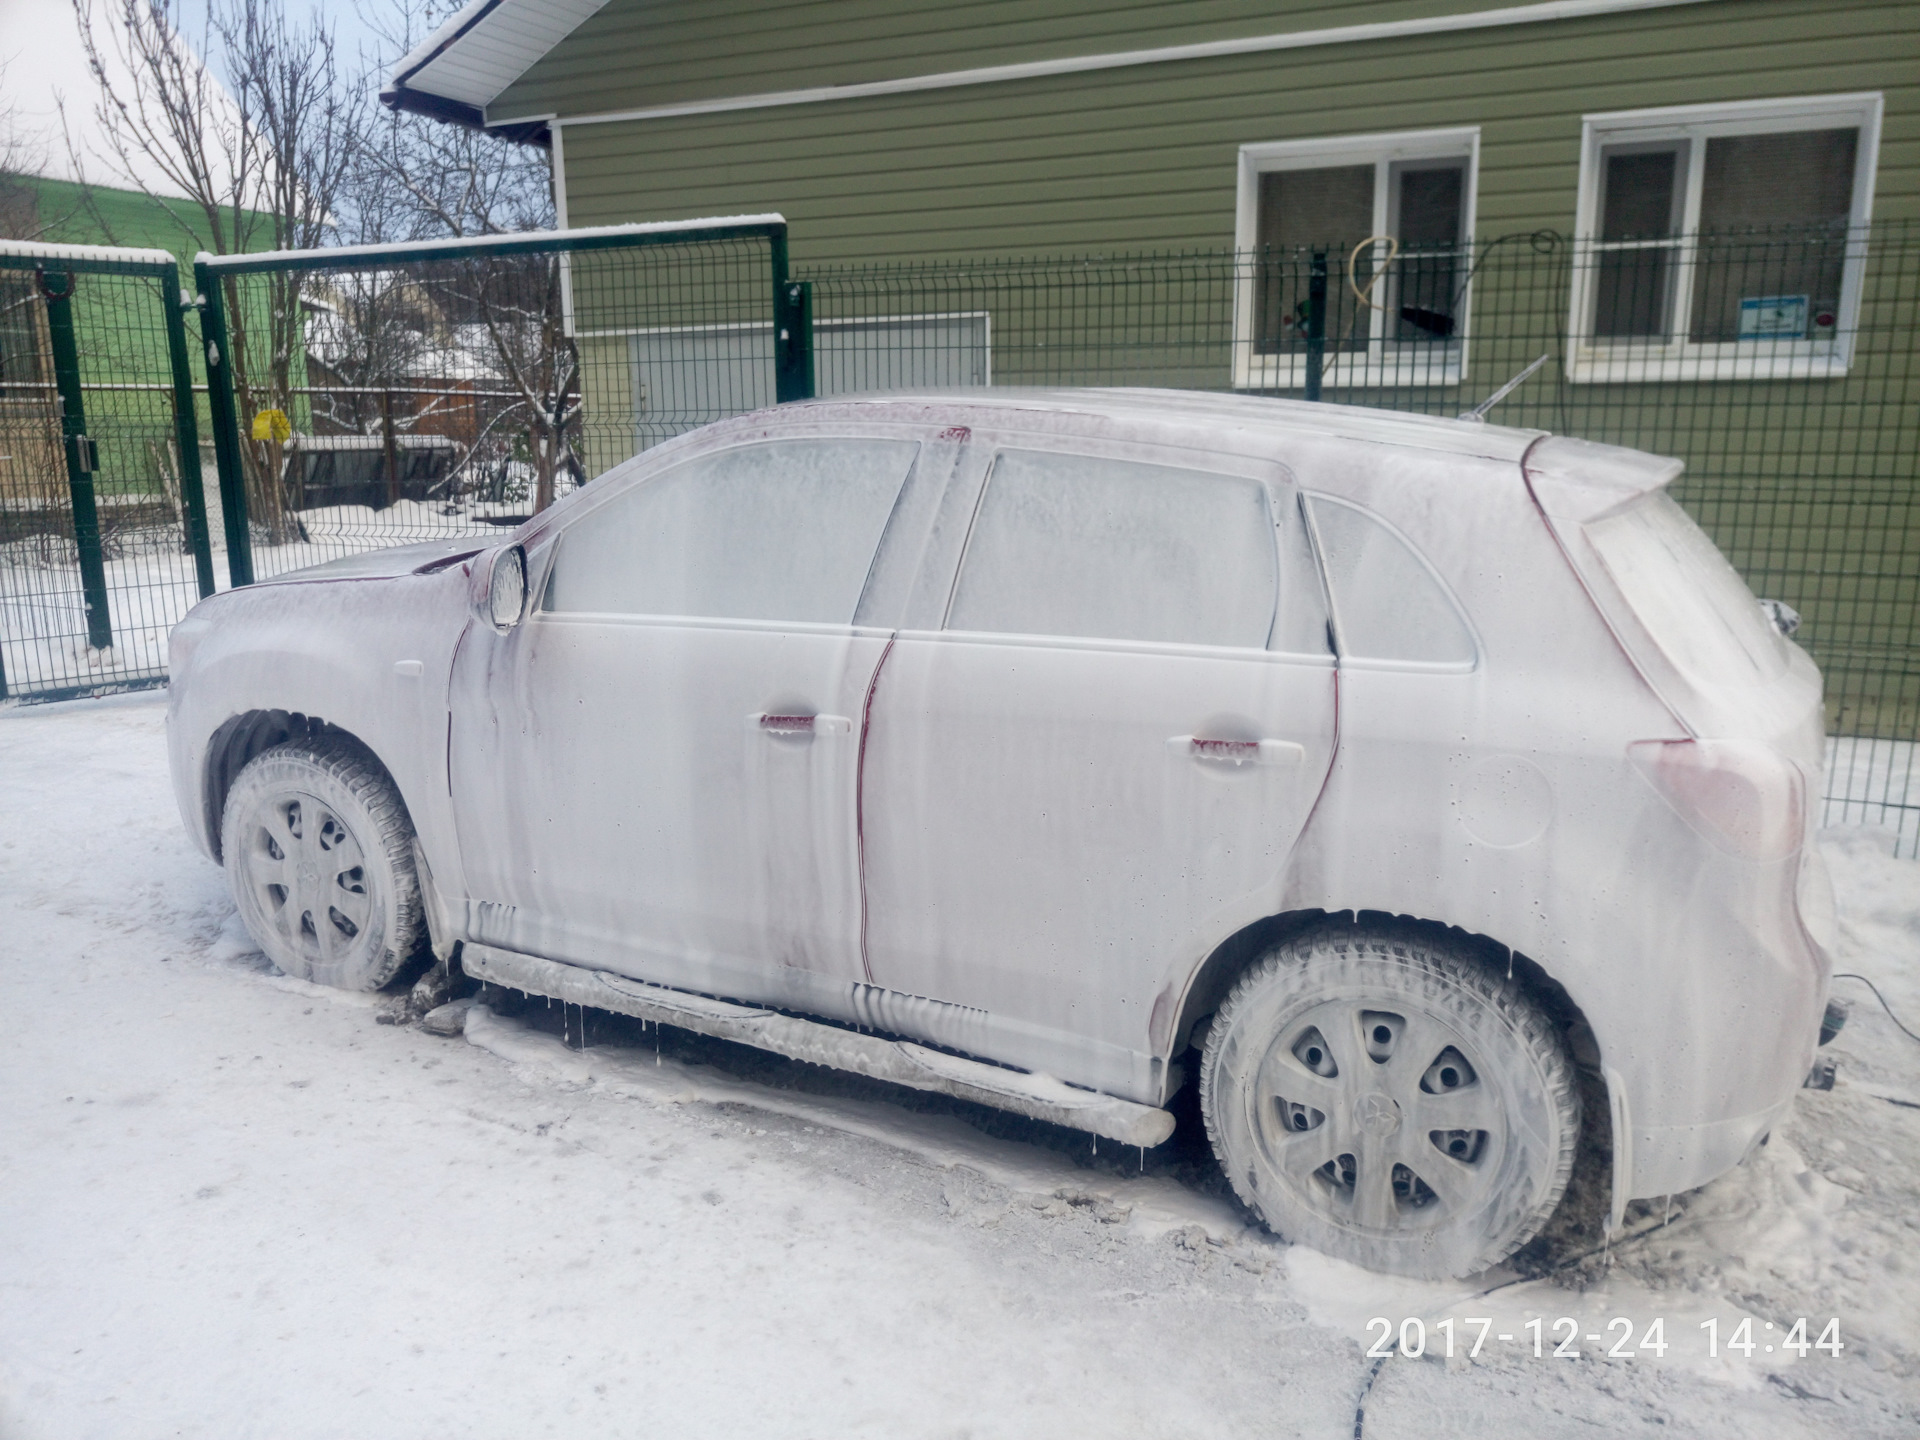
(793, 387), (1552, 464)
(384, 0), (613, 130)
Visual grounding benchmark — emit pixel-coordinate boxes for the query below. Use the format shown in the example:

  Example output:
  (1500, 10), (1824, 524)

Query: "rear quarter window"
(1305, 493), (1476, 665)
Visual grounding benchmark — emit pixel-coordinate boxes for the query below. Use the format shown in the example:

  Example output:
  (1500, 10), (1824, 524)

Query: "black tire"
(1200, 921), (1579, 1279)
(221, 737), (425, 991)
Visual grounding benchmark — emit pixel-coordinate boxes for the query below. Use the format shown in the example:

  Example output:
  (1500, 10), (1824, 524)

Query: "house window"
(1234, 129), (1478, 390)
(1571, 95), (1882, 382)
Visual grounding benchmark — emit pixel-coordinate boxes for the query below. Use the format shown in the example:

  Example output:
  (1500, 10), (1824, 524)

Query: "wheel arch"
(202, 710), (398, 864)
(1171, 908), (1601, 1065)
(1167, 907), (1612, 1218)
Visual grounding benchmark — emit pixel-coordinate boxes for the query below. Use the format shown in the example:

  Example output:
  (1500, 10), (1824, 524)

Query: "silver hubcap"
(1250, 1000), (1507, 1233)
(242, 791), (372, 970)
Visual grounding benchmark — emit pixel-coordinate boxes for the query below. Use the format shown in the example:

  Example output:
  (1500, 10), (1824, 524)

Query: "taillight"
(1627, 738), (1806, 862)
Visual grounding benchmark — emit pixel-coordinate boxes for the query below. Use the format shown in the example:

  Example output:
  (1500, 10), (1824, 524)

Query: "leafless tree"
(65, 0), (360, 540)
(0, 59), (49, 239)
(343, 1), (575, 511)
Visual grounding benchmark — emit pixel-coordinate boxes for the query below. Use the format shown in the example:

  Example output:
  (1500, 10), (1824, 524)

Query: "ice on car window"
(1306, 494), (1475, 664)
(1585, 489), (1790, 689)
(545, 440), (917, 623)
(946, 450), (1279, 648)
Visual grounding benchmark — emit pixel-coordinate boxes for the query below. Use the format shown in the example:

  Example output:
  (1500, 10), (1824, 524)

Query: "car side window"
(1305, 493), (1475, 664)
(544, 439), (918, 623)
(946, 449), (1280, 649)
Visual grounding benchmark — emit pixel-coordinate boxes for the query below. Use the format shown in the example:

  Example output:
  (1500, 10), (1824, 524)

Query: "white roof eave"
(387, 0), (613, 114)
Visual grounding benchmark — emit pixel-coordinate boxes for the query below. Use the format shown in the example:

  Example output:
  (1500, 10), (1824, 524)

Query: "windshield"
(1584, 491), (1791, 691)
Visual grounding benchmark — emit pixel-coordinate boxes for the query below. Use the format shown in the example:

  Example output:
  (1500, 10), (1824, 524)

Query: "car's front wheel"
(221, 737), (425, 991)
(1201, 922), (1579, 1278)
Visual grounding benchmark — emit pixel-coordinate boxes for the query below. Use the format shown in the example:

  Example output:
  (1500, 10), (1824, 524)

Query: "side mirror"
(471, 544), (529, 632)
(1758, 597), (1800, 637)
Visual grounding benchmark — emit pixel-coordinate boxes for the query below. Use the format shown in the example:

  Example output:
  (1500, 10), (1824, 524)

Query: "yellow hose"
(1347, 234), (1400, 311)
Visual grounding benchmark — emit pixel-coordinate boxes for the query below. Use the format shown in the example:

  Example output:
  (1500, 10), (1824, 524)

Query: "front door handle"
(752, 712), (853, 736)
(1168, 735), (1305, 767)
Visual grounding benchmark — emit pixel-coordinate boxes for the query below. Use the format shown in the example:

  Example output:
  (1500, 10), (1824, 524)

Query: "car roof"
(784, 387), (1550, 464)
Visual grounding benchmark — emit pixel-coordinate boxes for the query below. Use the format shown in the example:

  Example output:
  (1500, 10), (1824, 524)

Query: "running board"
(462, 943), (1176, 1148)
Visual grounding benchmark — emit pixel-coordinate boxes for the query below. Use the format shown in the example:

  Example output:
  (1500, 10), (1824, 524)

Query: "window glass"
(1254, 166), (1374, 357)
(1306, 494), (1474, 664)
(1388, 163), (1466, 342)
(1251, 157), (1467, 356)
(1600, 146), (1683, 240)
(1689, 128), (1857, 343)
(1257, 165), (1375, 249)
(545, 439), (917, 623)
(1698, 129), (1856, 231)
(1585, 491), (1790, 689)
(947, 450), (1279, 649)
(1594, 145), (1684, 339)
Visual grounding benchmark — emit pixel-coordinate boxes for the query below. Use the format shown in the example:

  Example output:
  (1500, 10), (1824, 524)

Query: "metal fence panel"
(112, 214), (1920, 850)
(193, 218), (796, 584)
(800, 223), (1918, 849)
(0, 241), (213, 703)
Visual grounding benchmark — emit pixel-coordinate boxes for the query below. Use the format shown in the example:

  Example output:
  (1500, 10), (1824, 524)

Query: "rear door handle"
(1169, 735), (1305, 767)
(752, 712), (853, 735)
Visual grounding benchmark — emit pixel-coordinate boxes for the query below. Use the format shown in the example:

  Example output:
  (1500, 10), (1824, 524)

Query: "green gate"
(0, 240), (214, 702)
(194, 217), (807, 585)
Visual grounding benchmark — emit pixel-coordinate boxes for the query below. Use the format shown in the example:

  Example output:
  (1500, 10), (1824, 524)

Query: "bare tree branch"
(64, 0), (364, 541)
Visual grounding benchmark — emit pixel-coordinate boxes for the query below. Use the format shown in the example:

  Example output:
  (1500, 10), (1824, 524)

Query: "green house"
(384, 0), (1911, 258)
(384, 0), (1919, 826)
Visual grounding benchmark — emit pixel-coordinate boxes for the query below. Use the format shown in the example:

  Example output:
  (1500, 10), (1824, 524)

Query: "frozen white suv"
(167, 390), (1834, 1278)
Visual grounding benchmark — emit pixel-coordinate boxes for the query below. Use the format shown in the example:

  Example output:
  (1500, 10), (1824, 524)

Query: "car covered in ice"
(167, 389), (1834, 1278)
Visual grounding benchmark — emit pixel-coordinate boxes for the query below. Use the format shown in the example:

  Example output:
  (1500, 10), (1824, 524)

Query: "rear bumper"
(1629, 1097), (1796, 1199)
(1616, 844), (1829, 1200)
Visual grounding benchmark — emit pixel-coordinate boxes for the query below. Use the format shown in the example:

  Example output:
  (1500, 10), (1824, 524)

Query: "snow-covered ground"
(3, 692), (1919, 1438)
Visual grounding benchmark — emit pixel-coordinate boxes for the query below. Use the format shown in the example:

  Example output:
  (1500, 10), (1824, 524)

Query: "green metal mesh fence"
(195, 219), (801, 584)
(0, 242), (212, 703)
(799, 221), (1918, 849)
(41, 215), (1910, 849)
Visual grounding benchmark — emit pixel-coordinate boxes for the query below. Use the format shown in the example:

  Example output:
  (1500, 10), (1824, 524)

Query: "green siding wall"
(539, 0), (1914, 260)
(494, 0), (1531, 122)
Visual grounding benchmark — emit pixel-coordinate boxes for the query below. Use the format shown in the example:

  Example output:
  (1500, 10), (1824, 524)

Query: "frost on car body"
(167, 389), (1831, 1275)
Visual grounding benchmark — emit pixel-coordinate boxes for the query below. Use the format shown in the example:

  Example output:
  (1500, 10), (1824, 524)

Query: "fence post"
(770, 226), (815, 403)
(194, 257), (254, 587)
(162, 274), (217, 599)
(38, 268), (113, 651)
(1305, 250), (1328, 403)
(774, 279), (815, 403)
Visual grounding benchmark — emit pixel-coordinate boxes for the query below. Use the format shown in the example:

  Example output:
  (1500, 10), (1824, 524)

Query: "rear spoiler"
(1522, 434), (1686, 526)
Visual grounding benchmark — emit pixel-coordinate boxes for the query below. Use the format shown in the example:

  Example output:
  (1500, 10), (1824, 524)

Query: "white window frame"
(1568, 93), (1883, 384)
(1233, 128), (1480, 391)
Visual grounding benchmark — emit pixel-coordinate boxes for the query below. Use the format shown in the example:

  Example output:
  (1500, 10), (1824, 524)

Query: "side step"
(462, 943), (1176, 1148)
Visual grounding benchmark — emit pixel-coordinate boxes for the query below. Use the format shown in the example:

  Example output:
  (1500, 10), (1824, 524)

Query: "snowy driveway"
(3, 693), (1919, 1439)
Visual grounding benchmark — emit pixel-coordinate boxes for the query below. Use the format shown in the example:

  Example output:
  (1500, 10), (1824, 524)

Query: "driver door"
(448, 436), (918, 1010)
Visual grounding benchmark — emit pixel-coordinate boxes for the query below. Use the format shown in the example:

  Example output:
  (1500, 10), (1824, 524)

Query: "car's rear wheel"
(221, 738), (424, 991)
(1200, 922), (1579, 1278)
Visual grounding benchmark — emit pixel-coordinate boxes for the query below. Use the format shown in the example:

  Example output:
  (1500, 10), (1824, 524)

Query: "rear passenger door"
(859, 443), (1338, 1100)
